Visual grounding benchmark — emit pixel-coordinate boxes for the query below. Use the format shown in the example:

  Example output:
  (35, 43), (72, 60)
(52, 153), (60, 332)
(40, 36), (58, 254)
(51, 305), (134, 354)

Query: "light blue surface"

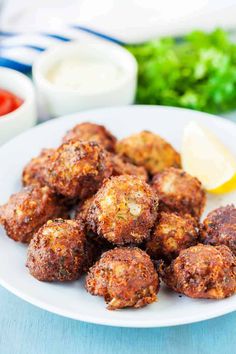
(1, 113), (236, 354)
(0, 285), (235, 354)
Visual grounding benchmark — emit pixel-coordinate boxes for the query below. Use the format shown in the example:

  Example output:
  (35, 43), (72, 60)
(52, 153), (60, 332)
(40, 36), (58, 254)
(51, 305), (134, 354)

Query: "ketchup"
(0, 89), (23, 117)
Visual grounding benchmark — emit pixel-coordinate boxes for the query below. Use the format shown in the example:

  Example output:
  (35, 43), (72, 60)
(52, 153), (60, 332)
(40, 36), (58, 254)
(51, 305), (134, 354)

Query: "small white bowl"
(33, 40), (137, 118)
(0, 68), (37, 146)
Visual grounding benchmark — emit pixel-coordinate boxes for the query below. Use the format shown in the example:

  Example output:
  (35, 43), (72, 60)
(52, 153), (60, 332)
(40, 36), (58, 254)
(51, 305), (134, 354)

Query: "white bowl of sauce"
(0, 68), (37, 146)
(33, 40), (137, 118)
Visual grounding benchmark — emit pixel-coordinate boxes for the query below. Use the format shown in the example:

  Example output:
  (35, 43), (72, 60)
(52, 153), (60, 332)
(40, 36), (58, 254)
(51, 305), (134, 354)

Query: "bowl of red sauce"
(0, 89), (23, 117)
(0, 68), (36, 145)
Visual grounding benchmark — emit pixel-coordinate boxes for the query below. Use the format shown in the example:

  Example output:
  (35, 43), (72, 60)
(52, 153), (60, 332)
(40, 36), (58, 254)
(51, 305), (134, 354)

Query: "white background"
(2, 0), (236, 42)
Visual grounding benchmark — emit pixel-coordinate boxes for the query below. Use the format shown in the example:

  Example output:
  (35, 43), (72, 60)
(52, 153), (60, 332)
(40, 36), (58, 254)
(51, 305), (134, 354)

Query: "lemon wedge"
(182, 121), (236, 193)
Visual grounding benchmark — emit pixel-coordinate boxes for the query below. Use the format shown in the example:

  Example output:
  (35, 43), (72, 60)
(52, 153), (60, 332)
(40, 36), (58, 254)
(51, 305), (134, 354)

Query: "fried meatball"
(27, 219), (86, 281)
(62, 122), (117, 152)
(75, 196), (114, 257)
(22, 148), (54, 187)
(162, 244), (236, 299)
(75, 196), (96, 223)
(146, 212), (199, 261)
(200, 205), (236, 255)
(87, 175), (158, 245)
(152, 167), (206, 219)
(116, 130), (180, 175)
(44, 140), (112, 199)
(0, 186), (67, 243)
(86, 247), (159, 310)
(110, 154), (148, 181)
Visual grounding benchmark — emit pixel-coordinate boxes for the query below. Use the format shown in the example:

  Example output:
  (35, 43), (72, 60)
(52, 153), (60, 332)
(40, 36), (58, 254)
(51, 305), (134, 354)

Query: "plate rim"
(1, 104), (236, 151)
(1, 275), (236, 328)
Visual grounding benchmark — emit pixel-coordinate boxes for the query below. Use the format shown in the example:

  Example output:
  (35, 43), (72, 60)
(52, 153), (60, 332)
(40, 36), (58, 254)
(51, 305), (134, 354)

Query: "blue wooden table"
(1, 113), (236, 354)
(0, 285), (235, 354)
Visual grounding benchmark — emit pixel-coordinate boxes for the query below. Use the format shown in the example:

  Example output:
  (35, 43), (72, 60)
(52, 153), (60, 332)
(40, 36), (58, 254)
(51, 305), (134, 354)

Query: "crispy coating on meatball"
(110, 154), (148, 181)
(44, 140), (112, 199)
(62, 122), (117, 152)
(200, 205), (236, 255)
(116, 130), (181, 175)
(152, 167), (206, 219)
(86, 247), (159, 310)
(146, 212), (199, 261)
(162, 244), (236, 299)
(75, 196), (114, 257)
(87, 175), (158, 245)
(75, 196), (96, 223)
(27, 219), (86, 281)
(22, 148), (54, 187)
(0, 186), (67, 243)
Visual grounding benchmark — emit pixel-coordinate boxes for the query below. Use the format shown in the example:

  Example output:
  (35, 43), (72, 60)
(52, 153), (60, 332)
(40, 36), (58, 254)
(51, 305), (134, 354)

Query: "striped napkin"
(0, 25), (124, 74)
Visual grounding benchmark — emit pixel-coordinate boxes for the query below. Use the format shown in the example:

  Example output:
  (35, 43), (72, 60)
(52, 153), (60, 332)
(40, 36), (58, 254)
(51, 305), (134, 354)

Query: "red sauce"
(0, 89), (23, 117)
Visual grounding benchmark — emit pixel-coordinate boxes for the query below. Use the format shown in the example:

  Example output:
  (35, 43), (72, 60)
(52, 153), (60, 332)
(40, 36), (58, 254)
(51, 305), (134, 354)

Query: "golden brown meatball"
(86, 247), (159, 310)
(87, 175), (158, 245)
(162, 244), (236, 299)
(152, 167), (206, 219)
(110, 154), (148, 181)
(146, 212), (199, 261)
(0, 186), (67, 243)
(116, 130), (181, 175)
(62, 122), (117, 152)
(200, 205), (236, 255)
(44, 140), (112, 199)
(26, 219), (86, 281)
(22, 148), (54, 187)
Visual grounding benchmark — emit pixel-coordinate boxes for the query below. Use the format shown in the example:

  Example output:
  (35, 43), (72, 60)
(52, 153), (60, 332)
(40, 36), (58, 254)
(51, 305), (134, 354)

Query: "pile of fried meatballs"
(1, 122), (236, 311)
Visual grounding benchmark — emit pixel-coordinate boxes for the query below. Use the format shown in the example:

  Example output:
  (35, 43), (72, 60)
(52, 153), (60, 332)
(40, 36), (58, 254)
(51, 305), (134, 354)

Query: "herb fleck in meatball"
(86, 247), (159, 310)
(44, 140), (112, 199)
(87, 175), (158, 245)
(27, 219), (86, 281)
(110, 154), (148, 181)
(152, 167), (206, 219)
(162, 244), (236, 299)
(146, 212), (199, 261)
(0, 186), (67, 243)
(116, 130), (180, 175)
(22, 148), (54, 187)
(62, 122), (117, 152)
(200, 205), (236, 255)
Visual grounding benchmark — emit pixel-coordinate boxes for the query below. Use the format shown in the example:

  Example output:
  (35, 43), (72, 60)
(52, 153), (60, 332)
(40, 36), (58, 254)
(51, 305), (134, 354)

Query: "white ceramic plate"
(0, 105), (236, 328)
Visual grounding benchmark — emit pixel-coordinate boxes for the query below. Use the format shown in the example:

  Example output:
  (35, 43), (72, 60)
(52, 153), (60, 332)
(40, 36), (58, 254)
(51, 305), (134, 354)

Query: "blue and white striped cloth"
(0, 25), (125, 74)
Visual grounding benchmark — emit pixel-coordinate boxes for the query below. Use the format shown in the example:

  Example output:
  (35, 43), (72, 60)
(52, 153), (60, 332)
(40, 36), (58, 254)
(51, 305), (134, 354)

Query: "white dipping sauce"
(47, 58), (123, 94)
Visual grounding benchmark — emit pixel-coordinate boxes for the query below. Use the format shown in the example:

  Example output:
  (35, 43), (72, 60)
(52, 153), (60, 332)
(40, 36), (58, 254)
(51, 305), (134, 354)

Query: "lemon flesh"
(182, 121), (236, 193)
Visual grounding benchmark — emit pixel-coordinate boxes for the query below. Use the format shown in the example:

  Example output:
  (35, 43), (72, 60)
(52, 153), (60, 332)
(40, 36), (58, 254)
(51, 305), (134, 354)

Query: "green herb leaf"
(127, 29), (236, 113)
